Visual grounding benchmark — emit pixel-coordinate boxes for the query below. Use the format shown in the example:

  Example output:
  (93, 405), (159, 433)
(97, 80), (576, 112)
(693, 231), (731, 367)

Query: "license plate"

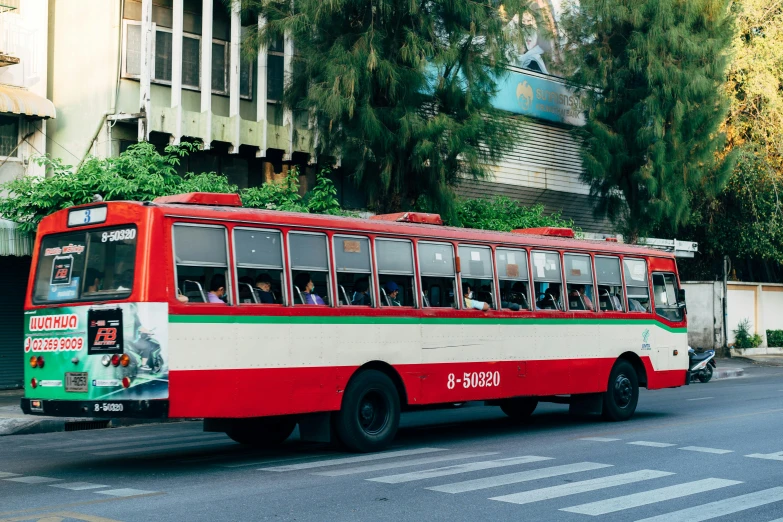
(65, 372), (88, 392)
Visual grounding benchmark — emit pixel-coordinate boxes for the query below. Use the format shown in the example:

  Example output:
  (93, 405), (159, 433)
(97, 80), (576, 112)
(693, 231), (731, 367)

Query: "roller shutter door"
(0, 256), (31, 389)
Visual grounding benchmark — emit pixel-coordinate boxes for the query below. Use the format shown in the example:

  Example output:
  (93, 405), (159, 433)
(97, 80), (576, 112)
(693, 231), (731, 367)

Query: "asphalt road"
(2, 367), (783, 522)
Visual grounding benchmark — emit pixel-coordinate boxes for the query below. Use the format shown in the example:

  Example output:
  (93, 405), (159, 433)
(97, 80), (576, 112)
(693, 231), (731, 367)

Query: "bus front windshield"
(33, 226), (137, 304)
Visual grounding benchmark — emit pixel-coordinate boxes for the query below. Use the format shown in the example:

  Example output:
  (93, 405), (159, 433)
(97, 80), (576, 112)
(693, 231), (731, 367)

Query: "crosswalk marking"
(96, 488), (157, 497)
(489, 469), (674, 505)
(627, 441), (676, 448)
(678, 446), (733, 455)
(561, 478), (741, 516)
(580, 437), (621, 442)
(221, 453), (333, 469)
(635, 486), (783, 522)
(0, 472), (20, 478)
(746, 451), (783, 461)
(58, 433), (228, 453)
(314, 452), (498, 477)
(3, 476), (62, 484)
(260, 448), (446, 472)
(50, 482), (109, 491)
(368, 456), (553, 484)
(92, 439), (235, 456)
(427, 462), (613, 494)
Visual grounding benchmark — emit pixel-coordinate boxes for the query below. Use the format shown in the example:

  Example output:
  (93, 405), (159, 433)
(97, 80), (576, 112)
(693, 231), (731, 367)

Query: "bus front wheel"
(226, 417), (297, 447)
(499, 397), (538, 421)
(602, 360), (639, 421)
(334, 370), (401, 453)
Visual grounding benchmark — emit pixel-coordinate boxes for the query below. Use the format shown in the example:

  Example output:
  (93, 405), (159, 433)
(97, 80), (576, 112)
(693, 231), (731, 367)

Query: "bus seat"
(239, 283), (258, 304)
(422, 293), (431, 308)
(294, 287), (305, 305)
(183, 280), (206, 302)
(569, 290), (586, 310)
(380, 287), (391, 306)
(339, 285), (351, 306)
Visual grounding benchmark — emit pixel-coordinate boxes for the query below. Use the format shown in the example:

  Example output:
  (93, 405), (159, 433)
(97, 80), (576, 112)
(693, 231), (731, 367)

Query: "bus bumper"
(21, 398), (169, 419)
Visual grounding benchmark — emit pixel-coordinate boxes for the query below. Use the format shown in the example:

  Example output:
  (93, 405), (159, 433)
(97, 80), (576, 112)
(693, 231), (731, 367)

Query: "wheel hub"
(613, 374), (633, 408)
(358, 391), (389, 435)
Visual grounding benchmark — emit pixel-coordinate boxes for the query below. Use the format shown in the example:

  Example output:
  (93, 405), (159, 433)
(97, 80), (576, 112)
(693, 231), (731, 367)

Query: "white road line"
(580, 437), (621, 442)
(50, 482), (109, 491)
(59, 433), (229, 453)
(427, 462), (613, 494)
(314, 452), (498, 477)
(221, 453), (334, 468)
(0, 472), (20, 478)
(260, 448), (446, 472)
(635, 486), (783, 522)
(92, 439), (236, 456)
(368, 456), (553, 484)
(3, 476), (62, 484)
(489, 469), (674, 505)
(686, 397), (714, 401)
(678, 446), (734, 455)
(746, 451), (783, 461)
(561, 478), (741, 516)
(627, 441), (676, 448)
(96, 488), (157, 497)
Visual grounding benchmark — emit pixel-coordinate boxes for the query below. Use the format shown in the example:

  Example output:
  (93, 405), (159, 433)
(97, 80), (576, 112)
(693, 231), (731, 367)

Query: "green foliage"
(767, 330), (783, 348)
(304, 167), (342, 215)
(560, 0), (736, 240)
(733, 318), (763, 348)
(452, 196), (576, 232)
(242, 0), (537, 216)
(241, 168), (307, 212)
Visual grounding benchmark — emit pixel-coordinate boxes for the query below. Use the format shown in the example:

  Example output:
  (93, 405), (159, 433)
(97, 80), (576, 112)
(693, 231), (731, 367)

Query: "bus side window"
(376, 238), (416, 307)
(459, 244), (495, 310)
(624, 258), (650, 312)
(653, 272), (683, 322)
(334, 235), (373, 307)
(564, 253), (595, 312)
(289, 232), (331, 306)
(496, 247), (530, 311)
(418, 242), (457, 308)
(596, 256), (624, 312)
(233, 228), (285, 305)
(173, 224), (230, 304)
(531, 251), (563, 311)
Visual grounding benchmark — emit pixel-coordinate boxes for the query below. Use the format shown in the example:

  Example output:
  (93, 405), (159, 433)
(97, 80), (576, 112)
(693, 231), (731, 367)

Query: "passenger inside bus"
(598, 285), (624, 311)
(85, 268), (103, 294)
(378, 276), (414, 306)
(536, 284), (562, 310)
(383, 281), (402, 306)
(254, 273), (276, 304)
(208, 274), (227, 304)
(568, 284), (594, 311)
(294, 272), (326, 305)
(463, 283), (490, 311)
(351, 278), (372, 306)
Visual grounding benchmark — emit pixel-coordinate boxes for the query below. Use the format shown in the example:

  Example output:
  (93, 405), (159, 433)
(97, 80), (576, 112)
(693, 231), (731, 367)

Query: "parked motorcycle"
(689, 347), (717, 383)
(124, 328), (164, 379)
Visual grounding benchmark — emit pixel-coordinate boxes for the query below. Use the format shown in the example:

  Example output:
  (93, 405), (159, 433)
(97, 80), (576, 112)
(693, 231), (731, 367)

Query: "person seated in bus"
(294, 272), (325, 305)
(176, 289), (189, 303)
(537, 285), (560, 310)
(207, 274), (227, 304)
(85, 268), (104, 294)
(463, 283), (490, 311)
(384, 281), (401, 306)
(352, 278), (372, 306)
(629, 298), (648, 312)
(254, 273), (275, 304)
(569, 284), (594, 311)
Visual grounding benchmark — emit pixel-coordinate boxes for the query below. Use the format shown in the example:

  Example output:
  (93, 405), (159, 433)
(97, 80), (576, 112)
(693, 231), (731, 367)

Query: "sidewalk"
(0, 389), (179, 436)
(729, 354), (783, 367)
(712, 357), (746, 380)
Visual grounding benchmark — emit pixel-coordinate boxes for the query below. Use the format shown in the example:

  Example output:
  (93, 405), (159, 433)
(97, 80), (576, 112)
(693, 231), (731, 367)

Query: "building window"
(182, 35), (200, 88)
(155, 30), (173, 82)
(0, 116), (18, 157)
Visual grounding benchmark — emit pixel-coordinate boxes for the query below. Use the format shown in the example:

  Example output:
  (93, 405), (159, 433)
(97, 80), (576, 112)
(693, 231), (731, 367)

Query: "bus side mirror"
(678, 288), (686, 304)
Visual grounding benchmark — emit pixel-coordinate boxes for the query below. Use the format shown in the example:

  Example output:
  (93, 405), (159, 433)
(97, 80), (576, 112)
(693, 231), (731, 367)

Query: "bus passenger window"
(624, 258), (650, 312)
(173, 224), (230, 304)
(418, 242), (457, 308)
(564, 253), (595, 312)
(334, 235), (373, 307)
(459, 245), (495, 310)
(376, 239), (416, 307)
(532, 251), (563, 311)
(596, 256), (624, 311)
(653, 272), (683, 322)
(496, 248), (530, 311)
(289, 232), (331, 306)
(233, 229), (285, 305)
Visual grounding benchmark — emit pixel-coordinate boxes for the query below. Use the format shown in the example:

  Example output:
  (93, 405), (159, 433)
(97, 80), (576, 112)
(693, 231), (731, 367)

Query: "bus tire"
(499, 397), (538, 421)
(602, 360), (639, 421)
(226, 417), (297, 447)
(334, 370), (400, 453)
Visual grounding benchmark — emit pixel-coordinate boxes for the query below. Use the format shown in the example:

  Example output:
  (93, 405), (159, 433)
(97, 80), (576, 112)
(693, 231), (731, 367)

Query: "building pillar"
(283, 27), (293, 160)
(201, 0), (213, 149)
(171, 0), (184, 145)
(229, 0), (241, 153)
(256, 15), (268, 158)
(138, 0), (153, 142)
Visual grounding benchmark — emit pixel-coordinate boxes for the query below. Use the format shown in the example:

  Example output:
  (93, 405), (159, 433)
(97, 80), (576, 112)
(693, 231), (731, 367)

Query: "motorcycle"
(124, 328), (164, 378)
(689, 347), (716, 383)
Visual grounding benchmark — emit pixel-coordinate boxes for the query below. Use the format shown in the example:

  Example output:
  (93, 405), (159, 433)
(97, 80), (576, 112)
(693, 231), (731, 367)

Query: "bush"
(733, 319), (763, 348)
(454, 196), (578, 232)
(767, 330), (783, 348)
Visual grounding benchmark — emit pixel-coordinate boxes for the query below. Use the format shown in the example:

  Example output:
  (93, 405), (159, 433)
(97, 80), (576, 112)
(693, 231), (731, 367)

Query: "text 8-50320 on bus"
(22, 193), (689, 452)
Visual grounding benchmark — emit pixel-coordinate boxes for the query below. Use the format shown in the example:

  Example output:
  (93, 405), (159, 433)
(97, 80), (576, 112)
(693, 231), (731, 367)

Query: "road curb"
(713, 368), (744, 380)
(0, 413), (193, 436)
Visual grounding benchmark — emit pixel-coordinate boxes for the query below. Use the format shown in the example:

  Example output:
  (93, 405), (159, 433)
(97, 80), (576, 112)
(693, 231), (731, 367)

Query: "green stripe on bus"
(168, 314), (687, 333)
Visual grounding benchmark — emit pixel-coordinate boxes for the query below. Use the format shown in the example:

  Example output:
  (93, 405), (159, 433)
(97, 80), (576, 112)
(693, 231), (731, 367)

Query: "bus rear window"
(33, 226), (137, 304)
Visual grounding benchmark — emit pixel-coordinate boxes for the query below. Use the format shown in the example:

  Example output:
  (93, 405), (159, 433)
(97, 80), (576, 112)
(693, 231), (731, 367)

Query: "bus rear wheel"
(499, 397), (538, 421)
(226, 417), (297, 447)
(334, 370), (400, 453)
(602, 360), (639, 421)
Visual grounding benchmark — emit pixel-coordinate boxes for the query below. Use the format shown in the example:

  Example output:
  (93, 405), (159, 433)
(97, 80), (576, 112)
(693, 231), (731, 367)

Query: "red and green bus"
(22, 192), (689, 452)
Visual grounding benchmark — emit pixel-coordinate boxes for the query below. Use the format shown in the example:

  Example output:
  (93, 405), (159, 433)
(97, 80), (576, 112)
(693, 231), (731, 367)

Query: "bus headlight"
(101, 355), (111, 367)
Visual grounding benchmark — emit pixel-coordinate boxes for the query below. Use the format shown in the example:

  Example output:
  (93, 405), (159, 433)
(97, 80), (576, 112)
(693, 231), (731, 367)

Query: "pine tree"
(560, 0), (735, 240)
(241, 0), (534, 218)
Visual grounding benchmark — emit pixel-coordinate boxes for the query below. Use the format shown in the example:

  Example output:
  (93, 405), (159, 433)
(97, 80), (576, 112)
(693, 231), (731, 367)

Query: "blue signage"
(493, 70), (586, 126)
